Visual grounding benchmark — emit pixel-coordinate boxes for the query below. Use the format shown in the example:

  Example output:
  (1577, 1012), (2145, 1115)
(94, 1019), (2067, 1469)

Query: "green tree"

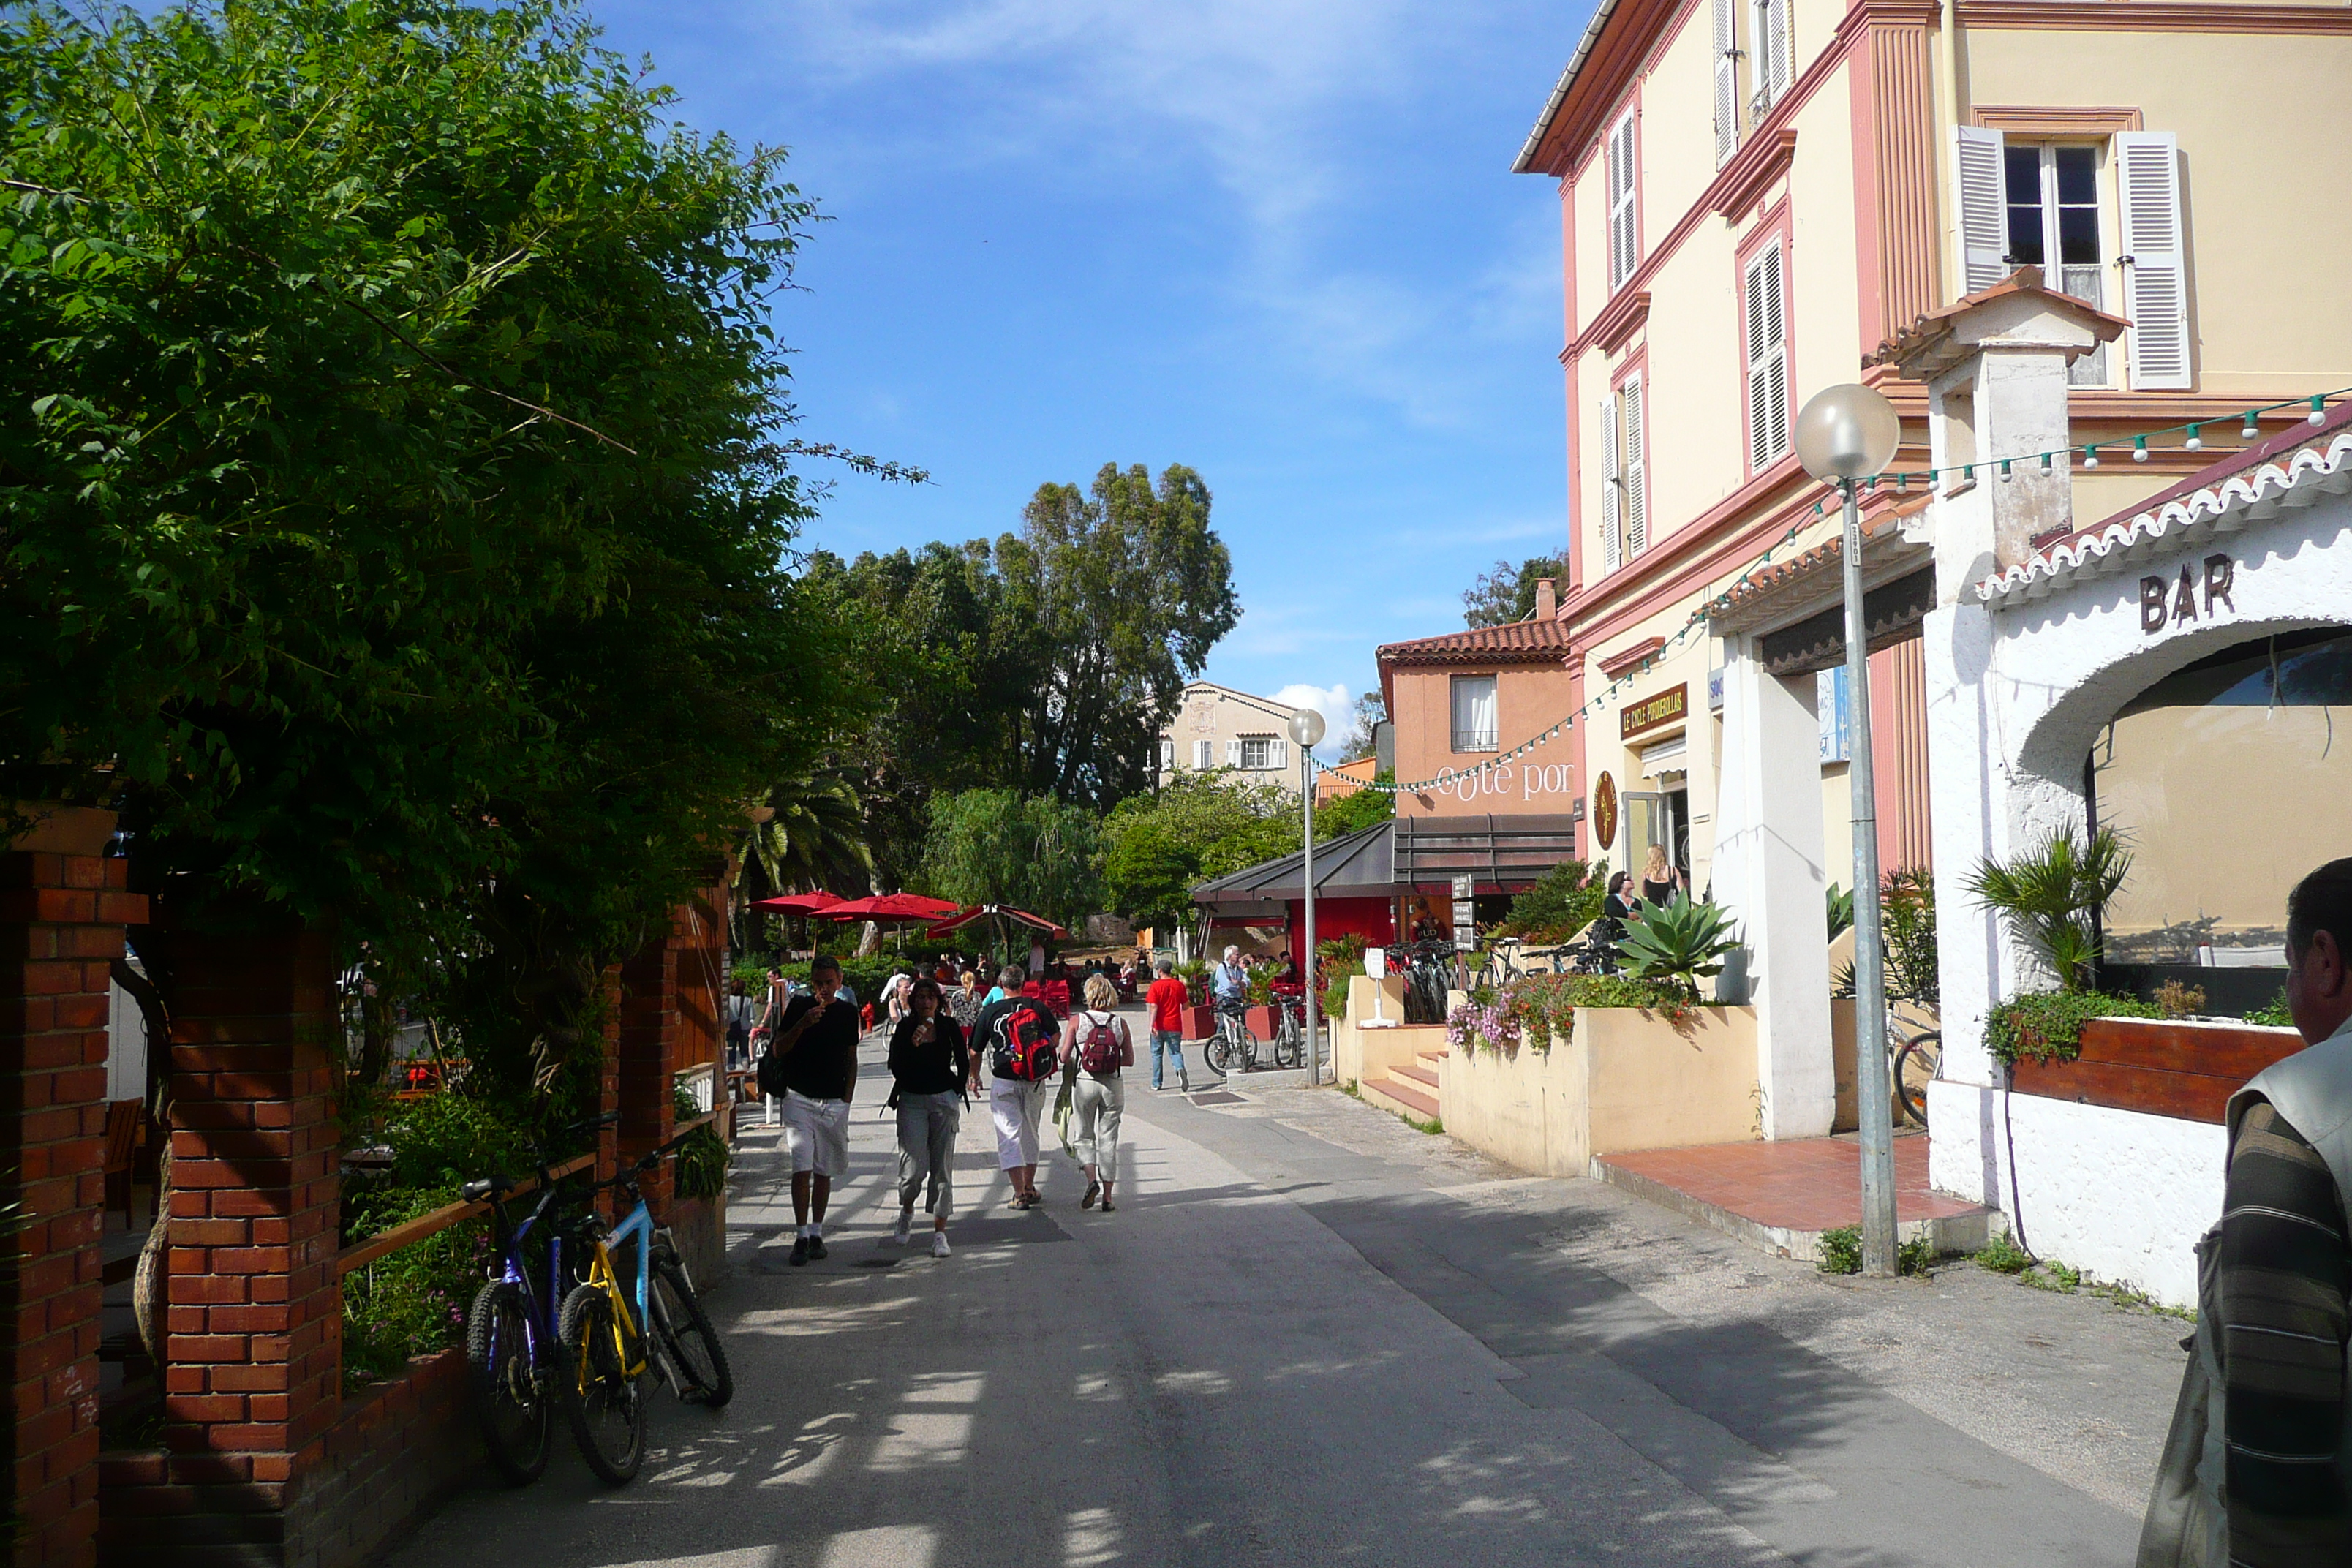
(1, 0), (871, 1096)
(1462, 557), (1566, 627)
(1334, 693), (1387, 763)
(1314, 775), (1395, 840)
(924, 788), (1104, 930)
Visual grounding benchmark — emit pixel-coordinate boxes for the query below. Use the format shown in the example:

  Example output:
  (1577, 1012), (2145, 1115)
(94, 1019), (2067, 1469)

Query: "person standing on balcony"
(2143, 858), (2352, 1567)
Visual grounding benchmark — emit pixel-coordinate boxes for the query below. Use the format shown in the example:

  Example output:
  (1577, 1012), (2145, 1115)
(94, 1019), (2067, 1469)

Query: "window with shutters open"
(1598, 394), (1624, 576)
(1713, 0), (1739, 167)
(2117, 132), (2190, 390)
(1953, 126), (2008, 296)
(1749, 0), (1790, 120)
(1620, 372), (1649, 559)
(2000, 140), (2111, 385)
(1195, 739), (1213, 769)
(1224, 739), (1242, 769)
(1744, 240), (1790, 472)
(1606, 111), (1640, 290)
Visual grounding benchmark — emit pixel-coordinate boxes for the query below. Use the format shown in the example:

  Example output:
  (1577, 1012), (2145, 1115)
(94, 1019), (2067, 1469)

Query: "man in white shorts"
(764, 956), (862, 1265)
(971, 964), (1052, 1207)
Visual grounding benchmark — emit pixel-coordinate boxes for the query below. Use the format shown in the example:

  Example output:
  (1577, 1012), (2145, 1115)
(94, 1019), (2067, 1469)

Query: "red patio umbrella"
(749, 891), (842, 916)
(924, 904), (1068, 941)
(819, 892), (961, 924)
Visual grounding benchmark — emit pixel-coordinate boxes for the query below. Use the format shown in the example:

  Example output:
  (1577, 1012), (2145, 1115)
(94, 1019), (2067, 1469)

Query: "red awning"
(924, 904), (1069, 941)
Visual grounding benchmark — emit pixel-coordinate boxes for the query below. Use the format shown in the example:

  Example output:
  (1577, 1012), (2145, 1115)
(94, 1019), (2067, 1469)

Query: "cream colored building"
(1515, 0), (2352, 903)
(1154, 682), (1311, 794)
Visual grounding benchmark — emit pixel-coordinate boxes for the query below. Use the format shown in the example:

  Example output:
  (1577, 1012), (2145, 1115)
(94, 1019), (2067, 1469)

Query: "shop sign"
(2141, 554), (2236, 635)
(1592, 772), (1618, 852)
(1451, 874), (1476, 950)
(1427, 753), (1576, 806)
(1621, 682), (1688, 742)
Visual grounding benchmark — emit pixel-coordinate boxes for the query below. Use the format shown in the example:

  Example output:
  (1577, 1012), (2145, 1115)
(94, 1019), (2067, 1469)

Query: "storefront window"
(2095, 628), (2352, 962)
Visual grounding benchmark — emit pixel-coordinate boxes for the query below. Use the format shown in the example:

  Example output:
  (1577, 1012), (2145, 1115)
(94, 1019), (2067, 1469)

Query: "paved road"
(391, 1021), (2185, 1568)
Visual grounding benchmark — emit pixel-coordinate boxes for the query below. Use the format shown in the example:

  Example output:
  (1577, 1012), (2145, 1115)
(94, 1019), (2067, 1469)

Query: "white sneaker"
(931, 1231), (951, 1259)
(892, 1210), (913, 1246)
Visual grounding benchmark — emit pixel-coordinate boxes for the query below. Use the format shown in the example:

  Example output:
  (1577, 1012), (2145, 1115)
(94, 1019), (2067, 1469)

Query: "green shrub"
(342, 1182), (488, 1382)
(674, 1123), (731, 1200)
(1986, 989), (2160, 1066)
(1617, 893), (1740, 1000)
(1826, 883), (1854, 941)
(1817, 1226), (1862, 1274)
(1976, 1229), (2033, 1275)
(1500, 859), (1607, 942)
(1964, 826), (2133, 992)
(1831, 868), (1939, 1006)
(2246, 989), (2294, 1028)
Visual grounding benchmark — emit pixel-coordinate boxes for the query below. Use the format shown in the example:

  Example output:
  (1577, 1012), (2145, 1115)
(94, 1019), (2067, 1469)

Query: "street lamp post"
(1289, 706), (1328, 1085)
(1794, 382), (1904, 1278)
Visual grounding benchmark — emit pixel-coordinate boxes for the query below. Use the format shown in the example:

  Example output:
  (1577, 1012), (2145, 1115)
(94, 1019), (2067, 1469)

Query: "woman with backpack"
(887, 976), (970, 1258)
(1061, 974), (1134, 1212)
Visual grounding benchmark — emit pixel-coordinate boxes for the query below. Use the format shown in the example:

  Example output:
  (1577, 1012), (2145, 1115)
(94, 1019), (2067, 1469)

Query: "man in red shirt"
(1144, 955), (1191, 1092)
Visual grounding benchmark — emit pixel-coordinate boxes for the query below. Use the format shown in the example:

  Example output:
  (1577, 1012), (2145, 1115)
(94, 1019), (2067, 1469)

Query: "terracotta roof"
(1867, 266), (2129, 375)
(1708, 498), (1931, 633)
(1978, 398), (2352, 607)
(1376, 616), (1572, 668)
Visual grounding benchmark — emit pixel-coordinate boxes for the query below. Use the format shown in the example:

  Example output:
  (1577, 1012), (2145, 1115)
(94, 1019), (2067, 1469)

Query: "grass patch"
(1405, 1113), (1443, 1135)
(2011, 1255), (2194, 1320)
(1975, 1229), (2033, 1275)
(1816, 1225), (1939, 1276)
(1338, 1079), (1361, 1099)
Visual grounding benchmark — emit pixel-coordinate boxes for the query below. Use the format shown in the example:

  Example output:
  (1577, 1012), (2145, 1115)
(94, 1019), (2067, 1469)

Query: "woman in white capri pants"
(1062, 974), (1134, 1212)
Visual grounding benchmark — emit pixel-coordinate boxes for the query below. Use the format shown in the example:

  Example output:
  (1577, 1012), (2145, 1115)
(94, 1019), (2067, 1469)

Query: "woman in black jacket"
(888, 977), (970, 1258)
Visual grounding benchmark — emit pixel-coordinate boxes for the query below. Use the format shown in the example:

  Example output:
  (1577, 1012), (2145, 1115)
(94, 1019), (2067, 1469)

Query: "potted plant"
(1616, 892), (1740, 1008)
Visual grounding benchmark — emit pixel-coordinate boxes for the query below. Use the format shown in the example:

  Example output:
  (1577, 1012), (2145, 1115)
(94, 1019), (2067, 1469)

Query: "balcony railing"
(1451, 728), (1498, 753)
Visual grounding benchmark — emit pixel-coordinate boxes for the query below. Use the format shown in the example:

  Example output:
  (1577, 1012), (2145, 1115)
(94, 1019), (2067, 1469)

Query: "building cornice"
(1713, 129), (1799, 225)
(1969, 104), (2143, 135)
(1597, 638), (1666, 679)
(1955, 1), (2352, 32)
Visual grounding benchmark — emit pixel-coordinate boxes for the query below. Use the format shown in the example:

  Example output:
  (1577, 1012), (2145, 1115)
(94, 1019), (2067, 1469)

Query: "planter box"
(1245, 1004), (1277, 1040)
(2008, 1016), (2302, 1124)
(1436, 1005), (1760, 1178)
(1182, 1004), (1217, 1042)
(668, 1189), (728, 1288)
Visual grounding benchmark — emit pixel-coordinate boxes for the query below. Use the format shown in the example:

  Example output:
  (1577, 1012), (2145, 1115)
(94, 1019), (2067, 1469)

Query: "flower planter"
(2007, 1016), (2301, 1124)
(667, 1190), (728, 1286)
(1245, 1004), (1277, 1040)
(1182, 1004), (1217, 1041)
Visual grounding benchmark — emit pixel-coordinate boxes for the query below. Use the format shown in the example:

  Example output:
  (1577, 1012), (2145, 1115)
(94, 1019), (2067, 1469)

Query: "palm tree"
(735, 765), (875, 948)
(1964, 826), (2133, 992)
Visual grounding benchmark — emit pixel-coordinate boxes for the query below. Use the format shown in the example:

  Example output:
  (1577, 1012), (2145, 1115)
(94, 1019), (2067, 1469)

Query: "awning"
(1189, 814), (1580, 908)
(1639, 736), (1688, 777)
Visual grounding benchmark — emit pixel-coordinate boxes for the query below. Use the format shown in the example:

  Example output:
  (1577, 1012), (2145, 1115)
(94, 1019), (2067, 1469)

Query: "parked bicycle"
(1894, 1028), (1942, 1128)
(1399, 938), (1457, 1023)
(560, 1134), (734, 1485)
(461, 1109), (617, 1486)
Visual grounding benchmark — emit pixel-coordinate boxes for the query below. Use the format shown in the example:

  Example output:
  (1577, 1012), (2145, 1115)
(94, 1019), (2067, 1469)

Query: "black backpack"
(990, 999), (1060, 1082)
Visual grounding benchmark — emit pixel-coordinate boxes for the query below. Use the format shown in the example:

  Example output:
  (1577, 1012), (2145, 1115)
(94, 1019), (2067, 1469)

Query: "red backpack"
(1077, 1011), (1125, 1077)
(990, 999), (1061, 1082)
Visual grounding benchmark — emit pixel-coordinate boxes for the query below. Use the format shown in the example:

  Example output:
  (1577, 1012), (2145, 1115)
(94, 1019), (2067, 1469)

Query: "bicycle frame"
(581, 1197), (657, 1380)
(482, 1171), (573, 1376)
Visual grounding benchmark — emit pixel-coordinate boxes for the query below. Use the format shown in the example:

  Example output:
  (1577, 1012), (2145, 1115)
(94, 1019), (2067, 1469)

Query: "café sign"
(1621, 682), (1688, 742)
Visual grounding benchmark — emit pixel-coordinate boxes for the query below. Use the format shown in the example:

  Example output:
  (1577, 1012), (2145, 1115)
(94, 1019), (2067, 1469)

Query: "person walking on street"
(949, 969), (984, 1031)
(973, 964), (1055, 1208)
(723, 979), (756, 1072)
(886, 977), (970, 1259)
(1145, 956), (1190, 1092)
(758, 956), (861, 1266)
(2141, 859), (2352, 1567)
(1063, 975), (1133, 1212)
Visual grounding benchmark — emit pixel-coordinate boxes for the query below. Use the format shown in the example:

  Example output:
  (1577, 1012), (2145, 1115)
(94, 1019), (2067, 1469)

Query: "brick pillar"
(151, 905), (339, 1550)
(614, 938), (678, 1214)
(0, 809), (143, 1568)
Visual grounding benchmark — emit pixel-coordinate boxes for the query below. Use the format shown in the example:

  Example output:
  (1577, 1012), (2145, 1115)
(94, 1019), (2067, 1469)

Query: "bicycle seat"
(461, 1175), (513, 1203)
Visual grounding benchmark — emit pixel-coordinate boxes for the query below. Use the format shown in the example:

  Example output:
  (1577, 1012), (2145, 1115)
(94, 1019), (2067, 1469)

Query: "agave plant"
(1963, 826), (2132, 992)
(1618, 892), (1741, 1001)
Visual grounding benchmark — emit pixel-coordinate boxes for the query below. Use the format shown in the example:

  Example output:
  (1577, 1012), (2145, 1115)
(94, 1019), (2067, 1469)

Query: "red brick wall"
(0, 844), (145, 1568)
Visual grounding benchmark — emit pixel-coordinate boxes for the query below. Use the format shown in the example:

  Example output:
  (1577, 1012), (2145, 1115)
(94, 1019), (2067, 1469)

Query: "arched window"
(2095, 628), (2352, 968)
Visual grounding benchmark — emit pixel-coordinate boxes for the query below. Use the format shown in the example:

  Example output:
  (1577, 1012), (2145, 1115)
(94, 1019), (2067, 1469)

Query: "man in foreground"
(2144, 858), (2352, 1567)
(761, 956), (862, 1267)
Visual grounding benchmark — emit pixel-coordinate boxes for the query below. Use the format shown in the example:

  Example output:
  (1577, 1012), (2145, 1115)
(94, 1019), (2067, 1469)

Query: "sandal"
(1082, 1180), (1101, 1210)
(1006, 1193), (1030, 1210)
(1099, 1195), (1115, 1213)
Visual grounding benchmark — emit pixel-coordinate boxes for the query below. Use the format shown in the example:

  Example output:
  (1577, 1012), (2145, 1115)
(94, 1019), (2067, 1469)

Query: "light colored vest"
(2138, 1014), (2352, 1568)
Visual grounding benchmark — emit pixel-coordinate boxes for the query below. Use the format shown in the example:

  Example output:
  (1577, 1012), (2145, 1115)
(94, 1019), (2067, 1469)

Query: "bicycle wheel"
(1237, 1017), (1260, 1071)
(1202, 1027), (1232, 1078)
(1894, 1035), (1942, 1128)
(559, 1284), (645, 1485)
(1273, 1012), (1302, 1069)
(649, 1255), (733, 1409)
(466, 1280), (551, 1485)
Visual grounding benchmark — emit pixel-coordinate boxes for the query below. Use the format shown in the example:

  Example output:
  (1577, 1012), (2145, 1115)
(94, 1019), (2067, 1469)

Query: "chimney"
(1534, 577), (1558, 620)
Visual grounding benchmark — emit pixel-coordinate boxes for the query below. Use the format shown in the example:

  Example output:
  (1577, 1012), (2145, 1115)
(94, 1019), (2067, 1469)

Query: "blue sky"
(587, 0), (1592, 753)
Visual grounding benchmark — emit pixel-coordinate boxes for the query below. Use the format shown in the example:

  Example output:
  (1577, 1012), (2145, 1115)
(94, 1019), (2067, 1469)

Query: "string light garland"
(1338, 383), (2348, 799)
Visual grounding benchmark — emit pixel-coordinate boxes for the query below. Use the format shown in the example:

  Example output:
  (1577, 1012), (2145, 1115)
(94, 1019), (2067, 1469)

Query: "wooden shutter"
(1622, 374), (1648, 558)
(1607, 113), (1638, 287)
(1599, 395), (1623, 574)
(1744, 243), (1789, 470)
(2117, 132), (2190, 390)
(1755, 0), (1791, 110)
(1270, 738), (1288, 772)
(1225, 739), (1242, 768)
(1713, 0), (1739, 167)
(1953, 126), (2007, 295)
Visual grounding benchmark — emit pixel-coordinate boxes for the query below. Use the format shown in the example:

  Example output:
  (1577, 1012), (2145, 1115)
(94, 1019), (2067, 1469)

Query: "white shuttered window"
(1744, 241), (1790, 471)
(1953, 126), (2008, 295)
(1713, 0), (1739, 167)
(1598, 394), (1624, 575)
(1606, 112), (1639, 289)
(2116, 132), (2190, 389)
(1621, 374), (1649, 558)
(1750, 0), (1790, 118)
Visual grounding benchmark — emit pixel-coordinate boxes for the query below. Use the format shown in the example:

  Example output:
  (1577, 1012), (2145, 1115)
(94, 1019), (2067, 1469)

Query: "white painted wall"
(1929, 1079), (2223, 1308)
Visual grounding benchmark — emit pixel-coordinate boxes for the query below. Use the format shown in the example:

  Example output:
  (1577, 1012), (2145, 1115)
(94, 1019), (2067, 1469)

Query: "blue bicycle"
(560, 1139), (734, 1485)
(462, 1110), (616, 1485)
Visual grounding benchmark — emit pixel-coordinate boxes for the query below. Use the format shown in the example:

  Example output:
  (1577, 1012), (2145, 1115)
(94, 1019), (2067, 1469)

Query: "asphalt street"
(388, 1014), (2185, 1568)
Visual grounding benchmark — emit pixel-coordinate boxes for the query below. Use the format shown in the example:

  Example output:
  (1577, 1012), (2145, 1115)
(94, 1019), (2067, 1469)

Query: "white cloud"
(1271, 682), (1354, 758)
